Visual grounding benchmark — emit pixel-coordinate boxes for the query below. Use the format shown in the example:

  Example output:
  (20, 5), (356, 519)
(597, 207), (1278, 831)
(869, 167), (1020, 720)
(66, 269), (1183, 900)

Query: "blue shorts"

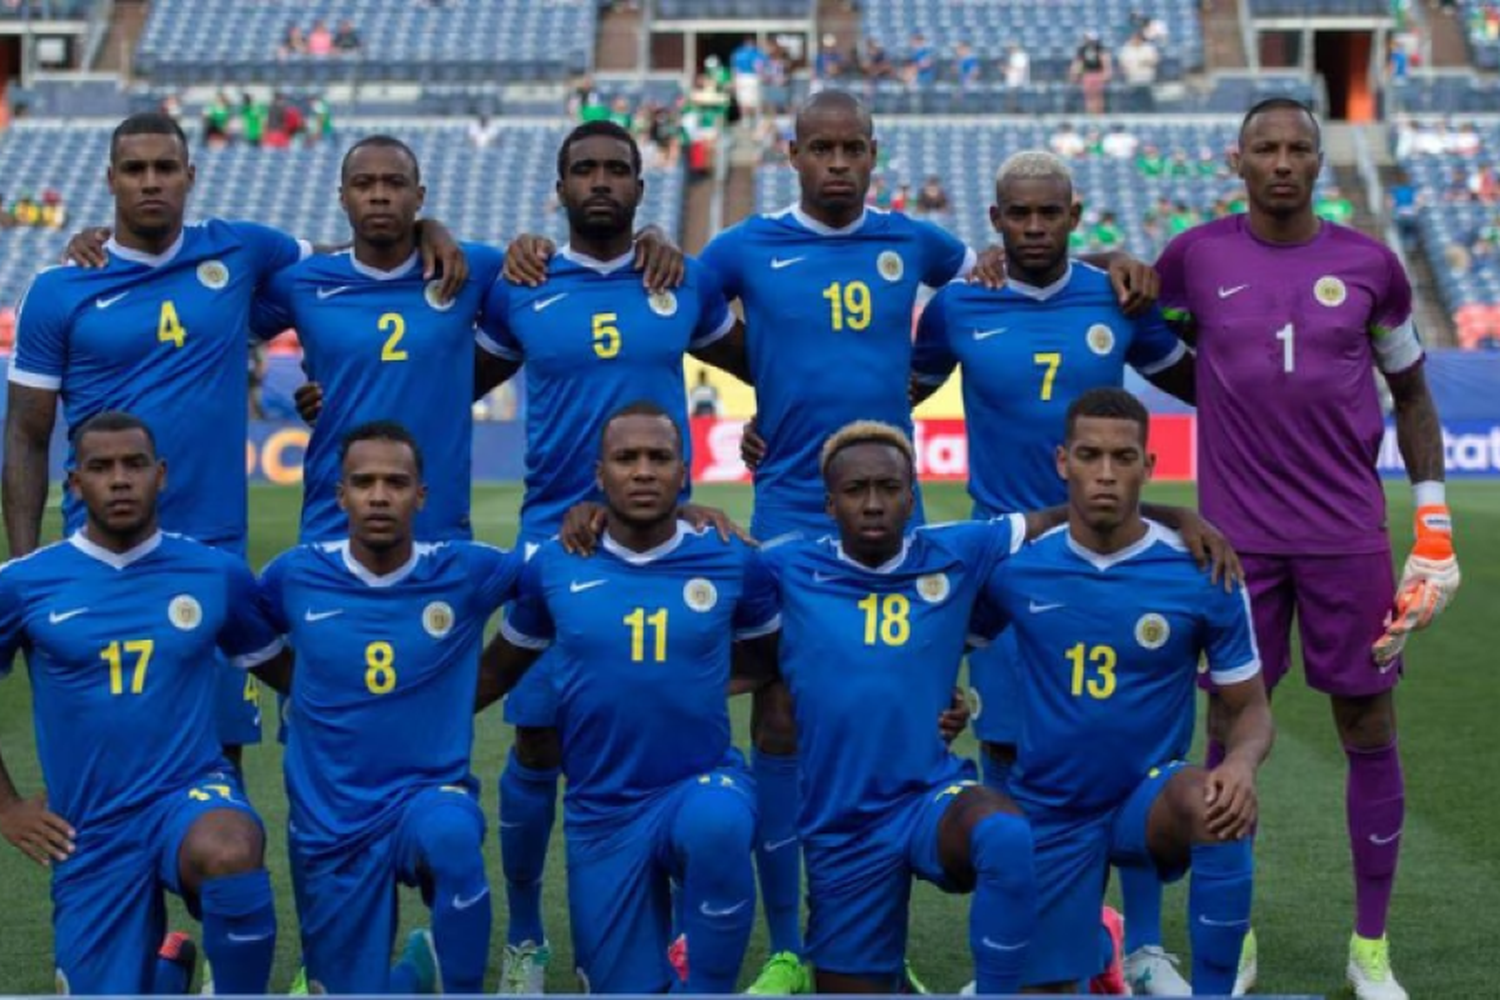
(213, 652), (262, 747)
(803, 769), (976, 979)
(969, 627), (1021, 746)
(291, 783), (485, 994)
(52, 771), (260, 995)
(566, 760), (755, 994)
(1020, 761), (1190, 989)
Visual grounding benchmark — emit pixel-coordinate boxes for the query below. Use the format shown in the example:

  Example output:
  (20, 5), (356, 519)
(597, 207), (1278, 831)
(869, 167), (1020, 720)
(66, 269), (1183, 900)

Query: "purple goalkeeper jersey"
(1156, 216), (1422, 555)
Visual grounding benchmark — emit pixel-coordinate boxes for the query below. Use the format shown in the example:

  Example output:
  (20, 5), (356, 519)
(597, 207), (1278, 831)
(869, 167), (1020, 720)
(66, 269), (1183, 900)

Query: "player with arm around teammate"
(0, 411), (286, 995)
(478, 402), (778, 995)
(978, 388), (1272, 995)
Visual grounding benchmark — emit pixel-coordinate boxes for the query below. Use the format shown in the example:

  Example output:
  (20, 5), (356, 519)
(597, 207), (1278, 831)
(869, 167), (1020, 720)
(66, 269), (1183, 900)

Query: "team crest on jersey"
(648, 289), (678, 317)
(1086, 323), (1116, 355)
(424, 280), (454, 312)
(876, 250), (904, 282)
(1314, 275), (1347, 307)
(683, 577), (718, 612)
(168, 595), (203, 630)
(915, 572), (950, 603)
(422, 601), (455, 638)
(1135, 613), (1170, 650)
(197, 260), (229, 290)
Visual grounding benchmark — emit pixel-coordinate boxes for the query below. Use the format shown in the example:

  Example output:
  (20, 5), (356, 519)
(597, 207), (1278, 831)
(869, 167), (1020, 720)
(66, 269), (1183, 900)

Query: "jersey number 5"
(592, 313), (621, 359)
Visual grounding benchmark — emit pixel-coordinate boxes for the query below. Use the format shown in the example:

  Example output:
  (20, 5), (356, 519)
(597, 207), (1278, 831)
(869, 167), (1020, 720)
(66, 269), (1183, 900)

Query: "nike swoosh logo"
(699, 898), (750, 918)
(1028, 601), (1064, 613)
(94, 292), (128, 309)
(498, 820), (524, 829)
(570, 580), (607, 593)
(48, 608), (88, 624)
(972, 327), (1007, 341)
(812, 572), (838, 583)
(770, 256), (806, 270)
(316, 286), (353, 300)
(1217, 284), (1249, 299)
(452, 888), (491, 911)
(980, 936), (1027, 952)
(533, 292), (569, 312)
(761, 836), (797, 852)
(227, 931), (274, 943)
(1197, 915), (1249, 928)
(1369, 829), (1402, 846)
(304, 609), (343, 622)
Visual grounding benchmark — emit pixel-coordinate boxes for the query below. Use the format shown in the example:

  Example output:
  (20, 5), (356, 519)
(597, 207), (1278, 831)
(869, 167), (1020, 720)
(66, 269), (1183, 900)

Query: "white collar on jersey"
(105, 231), (186, 269)
(780, 202), (872, 236)
(1064, 519), (1171, 572)
(833, 534), (913, 574)
(601, 520), (690, 565)
(1005, 262), (1074, 302)
(558, 244), (635, 275)
(347, 249), (420, 281)
(335, 539), (433, 587)
(69, 529), (164, 569)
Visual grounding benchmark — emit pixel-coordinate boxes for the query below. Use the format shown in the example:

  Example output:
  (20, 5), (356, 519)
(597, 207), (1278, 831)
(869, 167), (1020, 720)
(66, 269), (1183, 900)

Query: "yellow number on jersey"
(821, 281), (872, 332)
(100, 639), (154, 696)
(592, 313), (621, 359)
(365, 640), (397, 694)
(1033, 351), (1062, 401)
(157, 301), (186, 349)
(857, 593), (911, 646)
(188, 783), (233, 802)
(623, 607), (668, 662)
(242, 673), (260, 707)
(1065, 642), (1117, 700)
(379, 313), (408, 362)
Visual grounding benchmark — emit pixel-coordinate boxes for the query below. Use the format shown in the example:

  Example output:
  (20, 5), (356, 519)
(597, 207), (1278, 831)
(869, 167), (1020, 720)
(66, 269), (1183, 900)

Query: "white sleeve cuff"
(295, 239), (315, 262)
(500, 617), (551, 651)
(1209, 659), (1262, 687)
(733, 614), (781, 641)
(689, 311), (736, 351)
(233, 636), (286, 670)
(1132, 339), (1188, 377)
(1000, 512), (1028, 555)
(475, 329), (523, 361)
(7, 367), (61, 391)
(952, 245), (979, 281)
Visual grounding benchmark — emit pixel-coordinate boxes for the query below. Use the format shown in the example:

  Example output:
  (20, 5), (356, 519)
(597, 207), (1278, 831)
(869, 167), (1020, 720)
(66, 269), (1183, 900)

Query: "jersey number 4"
(158, 301), (186, 349)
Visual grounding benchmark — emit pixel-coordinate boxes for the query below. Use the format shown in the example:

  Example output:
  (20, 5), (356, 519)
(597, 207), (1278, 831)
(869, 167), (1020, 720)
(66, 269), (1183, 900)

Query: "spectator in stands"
(1083, 126), (1105, 157)
(1136, 142), (1165, 176)
(1386, 34), (1411, 82)
(309, 95), (334, 144)
(689, 371), (722, 418)
(1195, 146), (1224, 177)
(240, 91), (267, 147)
(38, 189), (65, 230)
(867, 176), (892, 209)
(1314, 185), (1356, 225)
(813, 33), (846, 89)
(1049, 122), (1087, 159)
(1471, 163), (1500, 203)
(1166, 148), (1193, 177)
(1102, 123), (1139, 160)
(763, 41), (790, 111)
(731, 36), (767, 123)
(279, 22), (306, 59)
(307, 19), (333, 57)
(333, 19), (362, 55)
(11, 191), (38, 227)
(467, 113), (501, 149)
(202, 92), (232, 146)
(902, 32), (936, 87)
(159, 93), (184, 126)
(891, 182), (911, 213)
(1089, 210), (1124, 251)
(1142, 194), (1175, 240)
(1003, 41), (1030, 89)
(955, 41), (981, 89)
(569, 74), (602, 116)
(1444, 164), (1474, 201)
(648, 104), (681, 168)
(1167, 201), (1198, 236)
(917, 175), (950, 215)
(858, 37), (897, 81)
(1450, 122), (1482, 157)
(606, 95), (634, 130)
(1116, 28), (1159, 112)
(1069, 30), (1112, 114)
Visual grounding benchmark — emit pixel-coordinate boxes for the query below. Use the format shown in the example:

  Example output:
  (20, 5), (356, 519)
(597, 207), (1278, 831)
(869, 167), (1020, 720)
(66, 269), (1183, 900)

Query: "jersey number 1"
(1274, 323), (1294, 373)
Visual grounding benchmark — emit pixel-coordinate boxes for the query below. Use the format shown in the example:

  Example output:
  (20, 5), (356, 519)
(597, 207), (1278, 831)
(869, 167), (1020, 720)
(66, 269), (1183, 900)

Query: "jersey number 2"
(379, 313), (408, 362)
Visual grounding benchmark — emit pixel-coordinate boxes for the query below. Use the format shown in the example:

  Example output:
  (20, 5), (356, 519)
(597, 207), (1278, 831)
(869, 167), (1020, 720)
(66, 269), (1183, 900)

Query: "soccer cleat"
(668, 934), (689, 984)
(499, 939), (551, 995)
(1347, 934), (1408, 1000)
(903, 959), (930, 995)
(745, 951), (811, 995)
(199, 959), (213, 996)
(156, 931), (198, 995)
(1124, 945), (1193, 996)
(958, 982), (976, 996)
(1087, 906), (1128, 995)
(1232, 927), (1258, 996)
(288, 966), (310, 996)
(399, 928), (441, 995)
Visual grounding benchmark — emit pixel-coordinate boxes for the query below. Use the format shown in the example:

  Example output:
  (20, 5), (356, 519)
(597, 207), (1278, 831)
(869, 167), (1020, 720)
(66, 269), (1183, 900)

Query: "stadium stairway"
(93, 0), (148, 75)
(1202, 0), (1251, 71)
(597, 0), (643, 73)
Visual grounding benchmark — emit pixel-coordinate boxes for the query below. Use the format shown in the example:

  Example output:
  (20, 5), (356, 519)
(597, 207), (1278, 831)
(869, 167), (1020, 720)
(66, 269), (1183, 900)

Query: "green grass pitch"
(0, 481), (1495, 995)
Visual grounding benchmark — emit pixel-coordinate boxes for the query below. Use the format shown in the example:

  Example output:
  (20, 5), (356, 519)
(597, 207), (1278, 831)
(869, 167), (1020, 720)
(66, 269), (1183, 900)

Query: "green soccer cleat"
(745, 951), (811, 995)
(499, 939), (551, 995)
(1347, 933), (1408, 1000)
(397, 928), (441, 995)
(902, 959), (930, 995)
(1232, 927), (1258, 996)
(287, 966), (309, 996)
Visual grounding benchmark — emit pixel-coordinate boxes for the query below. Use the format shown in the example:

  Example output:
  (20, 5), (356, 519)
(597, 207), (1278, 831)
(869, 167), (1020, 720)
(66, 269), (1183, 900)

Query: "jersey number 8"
(365, 640), (397, 694)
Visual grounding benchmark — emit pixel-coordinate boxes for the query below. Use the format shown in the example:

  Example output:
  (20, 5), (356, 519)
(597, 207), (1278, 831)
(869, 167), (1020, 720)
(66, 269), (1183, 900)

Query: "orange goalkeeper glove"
(1373, 504), (1460, 669)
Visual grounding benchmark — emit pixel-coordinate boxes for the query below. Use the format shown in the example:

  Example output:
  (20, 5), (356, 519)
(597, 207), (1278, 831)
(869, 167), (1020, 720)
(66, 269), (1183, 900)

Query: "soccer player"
(477, 403), (779, 994)
(911, 148), (1195, 995)
(0, 411), (284, 995)
(474, 120), (750, 991)
(1155, 98), (1459, 1000)
(252, 421), (521, 994)
(978, 387), (1272, 996)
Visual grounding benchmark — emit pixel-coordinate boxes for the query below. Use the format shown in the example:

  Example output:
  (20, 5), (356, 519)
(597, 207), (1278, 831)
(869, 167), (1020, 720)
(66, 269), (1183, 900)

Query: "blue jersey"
(257, 540), (522, 851)
(503, 524), (779, 836)
(9, 221), (308, 549)
(754, 518), (1024, 846)
(980, 522), (1261, 815)
(0, 532), (282, 829)
(258, 244), (505, 543)
(700, 207), (974, 534)
(913, 263), (1186, 517)
(478, 247), (733, 541)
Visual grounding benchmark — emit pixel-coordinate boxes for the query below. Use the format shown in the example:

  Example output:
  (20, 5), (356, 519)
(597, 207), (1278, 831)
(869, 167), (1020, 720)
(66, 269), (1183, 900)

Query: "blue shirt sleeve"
(0, 561), (27, 676)
(915, 218), (974, 287)
(500, 546), (553, 648)
(10, 269), (72, 390)
(690, 261), (736, 350)
(1125, 305), (1188, 377)
(251, 266), (295, 341)
(254, 551), (294, 636)
(464, 243), (506, 293)
(467, 542), (523, 616)
(912, 285), (959, 384)
(228, 220), (310, 283)
(698, 227), (744, 301)
(477, 278), (521, 360)
(1202, 581), (1261, 687)
(219, 554), (285, 665)
(734, 545), (781, 639)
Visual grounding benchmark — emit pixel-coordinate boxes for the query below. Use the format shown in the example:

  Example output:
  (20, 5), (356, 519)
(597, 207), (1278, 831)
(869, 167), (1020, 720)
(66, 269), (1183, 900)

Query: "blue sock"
(751, 748), (803, 956)
(1189, 840), (1254, 996)
(416, 805), (492, 994)
(499, 748), (558, 947)
(198, 870), (276, 995)
(968, 812), (1036, 993)
(389, 959), (422, 994)
(980, 751), (1013, 796)
(674, 783), (757, 993)
(1120, 862), (1165, 954)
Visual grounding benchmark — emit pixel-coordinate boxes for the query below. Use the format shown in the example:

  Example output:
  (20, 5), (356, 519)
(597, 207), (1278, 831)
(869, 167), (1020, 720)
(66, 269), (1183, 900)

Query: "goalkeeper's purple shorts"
(1198, 550), (1400, 698)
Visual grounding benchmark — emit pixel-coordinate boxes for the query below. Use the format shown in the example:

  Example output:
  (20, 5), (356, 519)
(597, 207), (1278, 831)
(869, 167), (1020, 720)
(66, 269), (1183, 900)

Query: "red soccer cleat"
(668, 933), (689, 984)
(1089, 906), (1128, 995)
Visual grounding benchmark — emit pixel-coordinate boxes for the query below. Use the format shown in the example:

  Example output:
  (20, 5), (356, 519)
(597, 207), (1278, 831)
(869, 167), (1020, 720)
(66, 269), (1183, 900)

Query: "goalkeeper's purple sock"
(1347, 740), (1404, 940)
